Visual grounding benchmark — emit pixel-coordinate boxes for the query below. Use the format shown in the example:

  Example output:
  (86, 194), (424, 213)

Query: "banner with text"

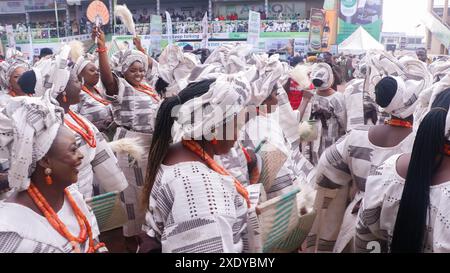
(247, 11), (261, 48)
(308, 8), (325, 52)
(6, 25), (16, 48)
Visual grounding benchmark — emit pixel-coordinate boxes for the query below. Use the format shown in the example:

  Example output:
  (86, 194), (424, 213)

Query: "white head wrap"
(245, 53), (285, 106)
(414, 72), (450, 133)
(73, 56), (91, 77)
(175, 72), (252, 140)
(377, 76), (421, 118)
(353, 54), (368, 79)
(157, 44), (199, 96)
(363, 50), (432, 118)
(72, 53), (98, 78)
(429, 59), (450, 83)
(5, 47), (23, 59)
(310, 63), (334, 90)
(203, 43), (254, 74)
(111, 49), (148, 75)
(0, 58), (30, 89)
(364, 50), (432, 96)
(31, 44), (72, 98)
(0, 92), (64, 191)
(289, 63), (312, 89)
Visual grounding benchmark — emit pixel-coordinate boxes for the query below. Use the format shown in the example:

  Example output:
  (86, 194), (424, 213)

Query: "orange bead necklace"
(384, 118), (413, 128)
(81, 85), (110, 106)
(27, 183), (105, 253)
(65, 110), (97, 148)
(182, 139), (251, 208)
(134, 83), (160, 102)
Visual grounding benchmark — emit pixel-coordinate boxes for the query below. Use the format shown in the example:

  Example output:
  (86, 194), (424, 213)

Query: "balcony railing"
(431, 10), (450, 30)
(1, 19), (311, 43)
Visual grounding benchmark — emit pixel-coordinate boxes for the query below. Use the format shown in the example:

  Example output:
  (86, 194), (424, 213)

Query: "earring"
(44, 168), (53, 185)
(63, 91), (68, 103)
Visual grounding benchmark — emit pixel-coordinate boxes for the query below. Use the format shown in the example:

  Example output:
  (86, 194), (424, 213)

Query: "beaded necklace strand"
(81, 85), (110, 106)
(27, 183), (105, 253)
(182, 139), (250, 208)
(134, 83), (160, 102)
(65, 110), (97, 148)
(384, 118), (413, 128)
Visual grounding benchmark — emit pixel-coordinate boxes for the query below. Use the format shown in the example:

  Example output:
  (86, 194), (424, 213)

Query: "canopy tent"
(338, 26), (384, 55)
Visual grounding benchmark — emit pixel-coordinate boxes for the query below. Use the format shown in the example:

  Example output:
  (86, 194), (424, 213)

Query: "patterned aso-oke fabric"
(306, 126), (414, 253)
(344, 79), (379, 131)
(302, 92), (347, 166)
(0, 184), (103, 253)
(114, 127), (151, 237)
(71, 91), (114, 133)
(356, 154), (450, 253)
(241, 115), (305, 199)
(143, 161), (255, 253)
(64, 113), (127, 199)
(107, 76), (160, 134)
(215, 144), (250, 186)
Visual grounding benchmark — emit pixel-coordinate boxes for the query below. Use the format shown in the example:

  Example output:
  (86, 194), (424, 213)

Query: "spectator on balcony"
(261, 11), (267, 20)
(72, 21), (79, 35)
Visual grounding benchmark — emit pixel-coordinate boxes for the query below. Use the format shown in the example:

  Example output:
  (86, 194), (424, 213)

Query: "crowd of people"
(0, 21), (449, 254)
(1, 15), (310, 42)
(114, 19), (311, 36)
(0, 18), (109, 41)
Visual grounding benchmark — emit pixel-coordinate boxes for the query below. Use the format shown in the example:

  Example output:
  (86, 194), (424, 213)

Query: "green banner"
(229, 32), (308, 39)
(337, 0), (383, 44)
(337, 19), (382, 44)
(323, 0), (336, 10)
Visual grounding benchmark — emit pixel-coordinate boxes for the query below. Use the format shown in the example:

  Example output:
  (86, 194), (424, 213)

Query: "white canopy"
(338, 26), (384, 54)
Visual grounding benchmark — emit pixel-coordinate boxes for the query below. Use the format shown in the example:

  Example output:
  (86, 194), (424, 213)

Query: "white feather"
(117, 41), (128, 51)
(290, 64), (312, 90)
(108, 138), (145, 164)
(298, 120), (318, 142)
(297, 182), (317, 215)
(114, 5), (136, 36)
(68, 40), (85, 62)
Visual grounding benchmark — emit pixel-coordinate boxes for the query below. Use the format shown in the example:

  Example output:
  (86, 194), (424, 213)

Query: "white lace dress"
(0, 184), (104, 253)
(143, 161), (261, 253)
(356, 154), (450, 253)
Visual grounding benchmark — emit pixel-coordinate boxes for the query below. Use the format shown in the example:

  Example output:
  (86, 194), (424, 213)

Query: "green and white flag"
(201, 12), (208, 49)
(165, 11), (173, 45)
(150, 14), (162, 55)
(247, 11), (260, 49)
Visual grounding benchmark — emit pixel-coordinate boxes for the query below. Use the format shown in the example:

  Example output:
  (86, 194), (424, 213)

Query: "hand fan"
(87, 0), (110, 43)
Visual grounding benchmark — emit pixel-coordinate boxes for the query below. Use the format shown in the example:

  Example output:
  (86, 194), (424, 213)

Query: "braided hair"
(390, 88), (450, 252)
(141, 79), (216, 210)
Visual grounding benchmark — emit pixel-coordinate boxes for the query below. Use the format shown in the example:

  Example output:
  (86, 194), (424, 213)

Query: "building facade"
(424, 0), (449, 55)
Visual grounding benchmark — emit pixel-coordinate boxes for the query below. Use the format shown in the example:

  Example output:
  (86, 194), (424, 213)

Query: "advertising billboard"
(337, 0), (383, 44)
